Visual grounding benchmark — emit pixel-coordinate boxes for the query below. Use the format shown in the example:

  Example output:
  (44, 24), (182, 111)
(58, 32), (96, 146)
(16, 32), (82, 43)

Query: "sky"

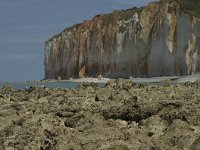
(0, 0), (155, 83)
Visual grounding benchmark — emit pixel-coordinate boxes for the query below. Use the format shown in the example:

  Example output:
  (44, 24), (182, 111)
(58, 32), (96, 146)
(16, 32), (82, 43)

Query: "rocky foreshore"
(0, 79), (200, 149)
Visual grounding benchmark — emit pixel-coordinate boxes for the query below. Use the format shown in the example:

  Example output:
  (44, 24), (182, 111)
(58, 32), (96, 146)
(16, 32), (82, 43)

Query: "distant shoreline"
(2, 74), (200, 84)
(40, 74), (200, 84)
(1, 74), (200, 91)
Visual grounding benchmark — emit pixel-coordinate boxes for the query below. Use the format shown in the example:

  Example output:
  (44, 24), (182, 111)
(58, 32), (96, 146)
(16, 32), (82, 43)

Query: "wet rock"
(55, 111), (74, 118)
(38, 97), (48, 103)
(107, 79), (135, 91)
(0, 85), (14, 94)
(190, 138), (200, 150)
(64, 114), (84, 128)
(141, 115), (167, 138)
(98, 142), (131, 150)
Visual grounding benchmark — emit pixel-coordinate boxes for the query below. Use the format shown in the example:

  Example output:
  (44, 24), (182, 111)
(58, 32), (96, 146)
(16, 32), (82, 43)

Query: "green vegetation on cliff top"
(177, 0), (200, 17)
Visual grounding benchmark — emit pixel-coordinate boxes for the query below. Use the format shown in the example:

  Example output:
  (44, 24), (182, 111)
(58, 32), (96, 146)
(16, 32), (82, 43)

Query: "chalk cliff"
(45, 0), (200, 79)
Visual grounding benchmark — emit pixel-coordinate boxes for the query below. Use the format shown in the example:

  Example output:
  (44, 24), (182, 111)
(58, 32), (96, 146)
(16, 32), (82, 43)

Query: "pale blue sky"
(0, 0), (154, 82)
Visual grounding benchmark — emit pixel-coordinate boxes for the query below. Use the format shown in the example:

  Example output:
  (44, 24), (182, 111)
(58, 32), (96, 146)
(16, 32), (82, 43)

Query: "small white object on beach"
(98, 75), (102, 80)
(58, 76), (61, 81)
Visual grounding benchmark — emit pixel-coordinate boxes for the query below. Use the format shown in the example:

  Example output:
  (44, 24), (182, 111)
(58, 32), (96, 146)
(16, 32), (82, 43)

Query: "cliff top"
(47, 6), (144, 42)
(177, 0), (200, 18)
(46, 0), (200, 42)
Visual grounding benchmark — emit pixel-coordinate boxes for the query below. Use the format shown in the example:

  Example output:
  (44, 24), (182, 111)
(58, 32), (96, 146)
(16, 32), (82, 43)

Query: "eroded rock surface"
(1, 80), (200, 149)
(45, 0), (200, 79)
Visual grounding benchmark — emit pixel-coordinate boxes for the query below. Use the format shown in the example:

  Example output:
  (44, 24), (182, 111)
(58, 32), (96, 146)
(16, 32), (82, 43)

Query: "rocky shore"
(0, 79), (200, 149)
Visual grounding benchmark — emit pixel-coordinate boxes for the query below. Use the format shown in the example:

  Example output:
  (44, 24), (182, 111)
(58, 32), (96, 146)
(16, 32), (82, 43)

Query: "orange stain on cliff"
(79, 65), (86, 78)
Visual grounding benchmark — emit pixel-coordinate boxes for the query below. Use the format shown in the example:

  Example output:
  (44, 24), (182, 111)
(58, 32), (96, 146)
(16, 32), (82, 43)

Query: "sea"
(0, 74), (200, 90)
(0, 81), (107, 90)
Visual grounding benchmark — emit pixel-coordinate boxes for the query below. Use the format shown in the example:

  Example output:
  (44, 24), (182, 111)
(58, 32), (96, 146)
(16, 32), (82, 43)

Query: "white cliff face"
(45, 0), (200, 79)
(148, 1), (200, 77)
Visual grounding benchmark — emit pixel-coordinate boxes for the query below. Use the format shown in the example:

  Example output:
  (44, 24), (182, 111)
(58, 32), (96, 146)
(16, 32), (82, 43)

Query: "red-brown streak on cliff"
(45, 0), (200, 79)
